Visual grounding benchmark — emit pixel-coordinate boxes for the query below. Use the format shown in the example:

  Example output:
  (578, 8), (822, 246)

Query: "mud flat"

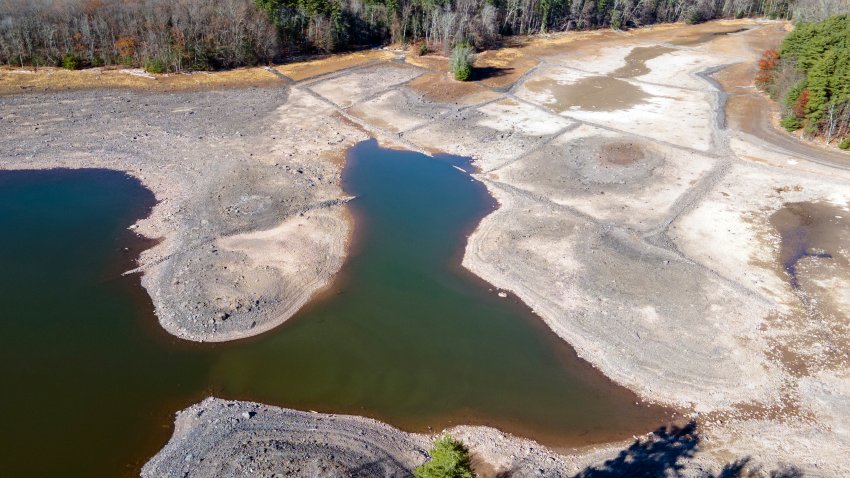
(4, 18), (850, 478)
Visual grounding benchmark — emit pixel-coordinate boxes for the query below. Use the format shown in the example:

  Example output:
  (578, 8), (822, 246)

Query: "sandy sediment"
(4, 18), (850, 477)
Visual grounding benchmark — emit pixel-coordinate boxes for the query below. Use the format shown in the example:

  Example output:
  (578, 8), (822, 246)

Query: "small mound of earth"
(142, 398), (429, 478)
(573, 137), (663, 185)
(599, 141), (645, 166)
(494, 136), (665, 199)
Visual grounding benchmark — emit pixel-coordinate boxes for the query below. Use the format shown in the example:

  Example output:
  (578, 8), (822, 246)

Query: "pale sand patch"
(544, 44), (632, 74)
(274, 50), (395, 81)
(814, 276), (850, 314)
(206, 207), (349, 342)
(476, 98), (573, 136)
(308, 63), (423, 108)
(463, 180), (778, 412)
(635, 48), (738, 89)
(731, 134), (850, 181)
(798, 370), (850, 437)
(490, 124), (718, 231)
(403, 98), (575, 171)
(702, 417), (850, 477)
(670, 162), (850, 306)
(514, 66), (716, 151)
(347, 89), (449, 133)
(566, 82), (715, 151)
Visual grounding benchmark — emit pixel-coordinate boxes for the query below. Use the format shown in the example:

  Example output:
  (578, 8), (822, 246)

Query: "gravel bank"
(144, 398), (726, 478)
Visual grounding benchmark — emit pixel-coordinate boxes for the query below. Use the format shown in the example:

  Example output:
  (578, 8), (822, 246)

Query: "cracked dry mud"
(2, 18), (849, 478)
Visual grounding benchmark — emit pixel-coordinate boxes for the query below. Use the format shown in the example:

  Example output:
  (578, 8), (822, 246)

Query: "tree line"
(0, 0), (841, 73)
(757, 14), (850, 149)
(0, 0), (278, 72)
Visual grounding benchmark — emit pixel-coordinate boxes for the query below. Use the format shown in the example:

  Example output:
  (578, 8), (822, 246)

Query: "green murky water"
(0, 140), (668, 477)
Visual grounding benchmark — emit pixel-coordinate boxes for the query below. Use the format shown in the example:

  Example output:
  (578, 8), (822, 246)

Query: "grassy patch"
(414, 435), (475, 478)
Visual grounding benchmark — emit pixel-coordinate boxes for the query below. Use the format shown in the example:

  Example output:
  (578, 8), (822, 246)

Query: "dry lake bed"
(1, 18), (849, 478)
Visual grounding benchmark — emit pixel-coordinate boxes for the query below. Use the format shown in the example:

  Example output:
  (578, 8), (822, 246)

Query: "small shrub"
(610, 10), (622, 30)
(450, 42), (475, 82)
(839, 136), (850, 150)
(419, 42), (429, 56)
(803, 122), (819, 137)
(780, 115), (801, 132)
(684, 7), (703, 24)
(144, 58), (167, 74)
(90, 55), (105, 67)
(754, 49), (779, 89)
(414, 435), (475, 478)
(62, 53), (80, 70)
(792, 89), (810, 119)
(785, 79), (806, 105)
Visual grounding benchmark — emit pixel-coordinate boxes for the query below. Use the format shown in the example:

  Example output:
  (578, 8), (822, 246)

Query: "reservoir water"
(0, 141), (670, 477)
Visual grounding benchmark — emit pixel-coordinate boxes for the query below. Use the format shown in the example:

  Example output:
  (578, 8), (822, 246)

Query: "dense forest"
(757, 14), (850, 148)
(0, 0), (800, 72)
(0, 0), (843, 73)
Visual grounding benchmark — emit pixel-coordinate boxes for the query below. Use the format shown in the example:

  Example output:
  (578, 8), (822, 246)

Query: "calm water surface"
(0, 141), (669, 477)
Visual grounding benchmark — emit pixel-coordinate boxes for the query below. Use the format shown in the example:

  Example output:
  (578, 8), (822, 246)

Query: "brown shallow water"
(766, 201), (850, 375)
(612, 46), (675, 78)
(769, 201), (849, 290)
(525, 75), (648, 112)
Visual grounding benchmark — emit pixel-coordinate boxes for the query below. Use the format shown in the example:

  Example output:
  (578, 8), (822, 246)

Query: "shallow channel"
(0, 141), (671, 477)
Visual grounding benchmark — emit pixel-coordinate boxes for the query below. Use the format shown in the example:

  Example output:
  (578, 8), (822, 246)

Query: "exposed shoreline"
(141, 398), (692, 478)
(3, 18), (850, 477)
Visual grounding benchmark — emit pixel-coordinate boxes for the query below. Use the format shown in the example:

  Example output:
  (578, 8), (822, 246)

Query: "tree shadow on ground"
(473, 66), (514, 81)
(712, 457), (804, 478)
(574, 421), (700, 478)
(571, 421), (804, 478)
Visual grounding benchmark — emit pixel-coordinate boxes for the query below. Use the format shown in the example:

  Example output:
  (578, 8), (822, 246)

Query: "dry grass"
(405, 54), (449, 73)
(0, 50), (396, 95)
(0, 19), (776, 96)
(0, 65), (282, 95)
(0, 67), (282, 94)
(407, 72), (500, 104)
(274, 50), (395, 81)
